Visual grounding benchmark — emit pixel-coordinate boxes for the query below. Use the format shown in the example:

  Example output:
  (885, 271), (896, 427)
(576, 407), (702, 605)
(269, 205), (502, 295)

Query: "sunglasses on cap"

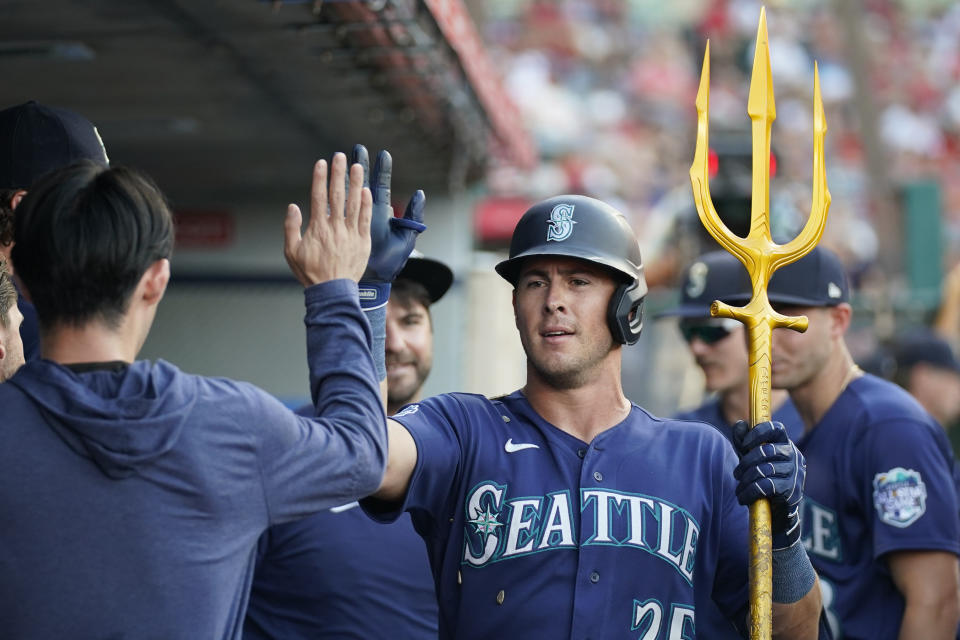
(678, 318), (741, 345)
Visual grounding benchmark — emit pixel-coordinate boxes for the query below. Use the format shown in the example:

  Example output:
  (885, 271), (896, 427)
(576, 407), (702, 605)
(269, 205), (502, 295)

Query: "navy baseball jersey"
(364, 391), (751, 639)
(245, 503), (438, 639)
(799, 374), (960, 639)
(674, 397), (805, 444)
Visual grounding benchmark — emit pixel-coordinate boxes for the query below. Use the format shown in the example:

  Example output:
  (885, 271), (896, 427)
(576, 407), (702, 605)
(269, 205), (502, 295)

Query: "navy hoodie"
(0, 280), (387, 639)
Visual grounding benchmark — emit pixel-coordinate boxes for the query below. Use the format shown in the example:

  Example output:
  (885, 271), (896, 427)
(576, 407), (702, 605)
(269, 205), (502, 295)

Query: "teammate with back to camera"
(245, 146), (446, 639)
(730, 247), (960, 639)
(363, 195), (825, 639)
(0, 151), (423, 638)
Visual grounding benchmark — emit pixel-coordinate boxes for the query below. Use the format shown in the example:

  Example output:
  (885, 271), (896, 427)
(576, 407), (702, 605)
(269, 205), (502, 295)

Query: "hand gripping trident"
(689, 8), (830, 639)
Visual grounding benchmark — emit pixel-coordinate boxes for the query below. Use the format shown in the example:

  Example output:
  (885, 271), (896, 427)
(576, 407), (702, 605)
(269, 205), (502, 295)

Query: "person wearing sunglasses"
(657, 250), (807, 639)
(660, 250), (803, 443)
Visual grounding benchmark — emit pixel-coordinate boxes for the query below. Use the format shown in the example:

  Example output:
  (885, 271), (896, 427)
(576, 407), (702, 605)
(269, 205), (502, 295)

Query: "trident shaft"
(689, 8), (831, 639)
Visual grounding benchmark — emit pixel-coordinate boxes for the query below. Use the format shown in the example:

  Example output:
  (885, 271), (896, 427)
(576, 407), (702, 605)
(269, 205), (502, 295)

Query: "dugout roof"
(1, 0), (534, 210)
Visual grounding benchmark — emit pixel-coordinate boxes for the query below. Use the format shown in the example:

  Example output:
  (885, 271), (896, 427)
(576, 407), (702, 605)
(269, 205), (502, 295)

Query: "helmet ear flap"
(608, 280), (646, 345)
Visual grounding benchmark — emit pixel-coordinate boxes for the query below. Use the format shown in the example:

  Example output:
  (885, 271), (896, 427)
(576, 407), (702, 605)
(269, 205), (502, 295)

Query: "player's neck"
(522, 364), (630, 443)
(41, 302), (153, 365)
(41, 271), (162, 366)
(720, 386), (790, 426)
(42, 321), (139, 365)
(789, 344), (861, 431)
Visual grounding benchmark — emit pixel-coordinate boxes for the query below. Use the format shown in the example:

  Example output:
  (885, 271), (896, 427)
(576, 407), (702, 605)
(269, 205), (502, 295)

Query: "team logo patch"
(394, 404), (420, 418)
(546, 203), (576, 242)
(872, 467), (927, 528)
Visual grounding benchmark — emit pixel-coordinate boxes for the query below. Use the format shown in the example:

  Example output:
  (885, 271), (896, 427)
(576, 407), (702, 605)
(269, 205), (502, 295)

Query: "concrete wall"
(139, 192), (486, 405)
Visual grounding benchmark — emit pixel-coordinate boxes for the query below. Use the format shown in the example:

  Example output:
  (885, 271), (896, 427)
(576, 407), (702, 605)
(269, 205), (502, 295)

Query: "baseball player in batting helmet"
(359, 194), (824, 638)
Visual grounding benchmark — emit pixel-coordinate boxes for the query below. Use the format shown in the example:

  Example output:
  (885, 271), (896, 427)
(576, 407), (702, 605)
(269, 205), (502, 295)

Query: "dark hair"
(391, 278), (432, 318)
(0, 257), (15, 328)
(0, 188), (17, 247)
(12, 161), (174, 329)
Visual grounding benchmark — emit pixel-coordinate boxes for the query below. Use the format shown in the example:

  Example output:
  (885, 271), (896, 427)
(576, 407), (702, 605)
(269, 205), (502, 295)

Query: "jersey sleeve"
(252, 280), (388, 525)
(362, 395), (466, 535)
(710, 441), (751, 631)
(860, 417), (960, 559)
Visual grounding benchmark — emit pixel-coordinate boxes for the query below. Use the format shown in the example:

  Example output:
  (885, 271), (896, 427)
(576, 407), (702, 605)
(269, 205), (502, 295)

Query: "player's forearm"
(898, 596), (960, 640)
(304, 281), (388, 491)
(771, 576), (822, 640)
(890, 550), (960, 640)
(373, 418), (418, 502)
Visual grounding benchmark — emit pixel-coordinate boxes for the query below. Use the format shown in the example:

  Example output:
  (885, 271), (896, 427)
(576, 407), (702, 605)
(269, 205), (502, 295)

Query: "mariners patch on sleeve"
(394, 404), (420, 418)
(872, 467), (927, 528)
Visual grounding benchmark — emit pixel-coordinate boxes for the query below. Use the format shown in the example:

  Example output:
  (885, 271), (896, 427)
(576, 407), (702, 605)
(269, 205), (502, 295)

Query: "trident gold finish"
(689, 7), (831, 639)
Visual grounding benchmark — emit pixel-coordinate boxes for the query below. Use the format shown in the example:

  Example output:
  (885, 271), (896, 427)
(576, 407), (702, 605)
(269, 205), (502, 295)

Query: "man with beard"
(386, 251), (454, 415)
(245, 165), (453, 638)
(363, 195), (824, 639)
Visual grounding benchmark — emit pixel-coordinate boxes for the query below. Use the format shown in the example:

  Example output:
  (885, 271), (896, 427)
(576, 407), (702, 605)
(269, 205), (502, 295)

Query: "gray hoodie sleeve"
(253, 279), (387, 525)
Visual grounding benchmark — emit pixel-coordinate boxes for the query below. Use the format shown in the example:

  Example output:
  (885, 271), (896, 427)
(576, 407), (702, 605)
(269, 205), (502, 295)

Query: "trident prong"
(689, 7), (831, 639)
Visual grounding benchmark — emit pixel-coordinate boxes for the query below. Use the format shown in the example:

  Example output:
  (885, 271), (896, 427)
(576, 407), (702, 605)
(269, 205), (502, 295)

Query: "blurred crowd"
(479, 0), (960, 296)
(473, 0), (960, 415)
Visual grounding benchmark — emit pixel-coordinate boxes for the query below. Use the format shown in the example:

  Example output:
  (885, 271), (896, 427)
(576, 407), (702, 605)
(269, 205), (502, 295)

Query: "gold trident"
(689, 7), (830, 639)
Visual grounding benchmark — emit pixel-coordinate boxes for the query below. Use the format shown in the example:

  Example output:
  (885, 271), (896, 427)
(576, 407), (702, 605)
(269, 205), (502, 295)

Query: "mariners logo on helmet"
(546, 203), (576, 242)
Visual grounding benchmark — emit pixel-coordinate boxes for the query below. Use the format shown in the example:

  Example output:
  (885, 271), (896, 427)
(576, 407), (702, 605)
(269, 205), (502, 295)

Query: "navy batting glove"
(351, 144), (426, 310)
(732, 420), (805, 550)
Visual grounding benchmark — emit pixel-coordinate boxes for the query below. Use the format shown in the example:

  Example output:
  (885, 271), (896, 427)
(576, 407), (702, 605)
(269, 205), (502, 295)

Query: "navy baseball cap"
(894, 329), (960, 374)
(398, 250), (453, 303)
(657, 250), (751, 318)
(0, 100), (109, 189)
(728, 246), (849, 307)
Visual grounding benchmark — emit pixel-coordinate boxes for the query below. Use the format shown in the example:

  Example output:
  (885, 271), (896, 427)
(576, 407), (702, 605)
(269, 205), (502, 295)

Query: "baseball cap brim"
(724, 292), (842, 307)
(655, 303), (717, 319)
(398, 256), (453, 303)
(894, 330), (960, 374)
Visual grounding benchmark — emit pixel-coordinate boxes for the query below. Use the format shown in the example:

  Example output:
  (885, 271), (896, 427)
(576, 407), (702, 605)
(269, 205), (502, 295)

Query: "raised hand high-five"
(284, 153), (372, 287)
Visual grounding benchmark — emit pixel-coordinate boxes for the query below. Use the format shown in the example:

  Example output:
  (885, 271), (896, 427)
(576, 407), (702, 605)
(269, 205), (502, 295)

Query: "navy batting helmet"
(495, 194), (647, 345)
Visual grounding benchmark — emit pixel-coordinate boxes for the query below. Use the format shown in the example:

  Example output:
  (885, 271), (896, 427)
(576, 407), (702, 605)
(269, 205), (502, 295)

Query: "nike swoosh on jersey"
(504, 438), (540, 453)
